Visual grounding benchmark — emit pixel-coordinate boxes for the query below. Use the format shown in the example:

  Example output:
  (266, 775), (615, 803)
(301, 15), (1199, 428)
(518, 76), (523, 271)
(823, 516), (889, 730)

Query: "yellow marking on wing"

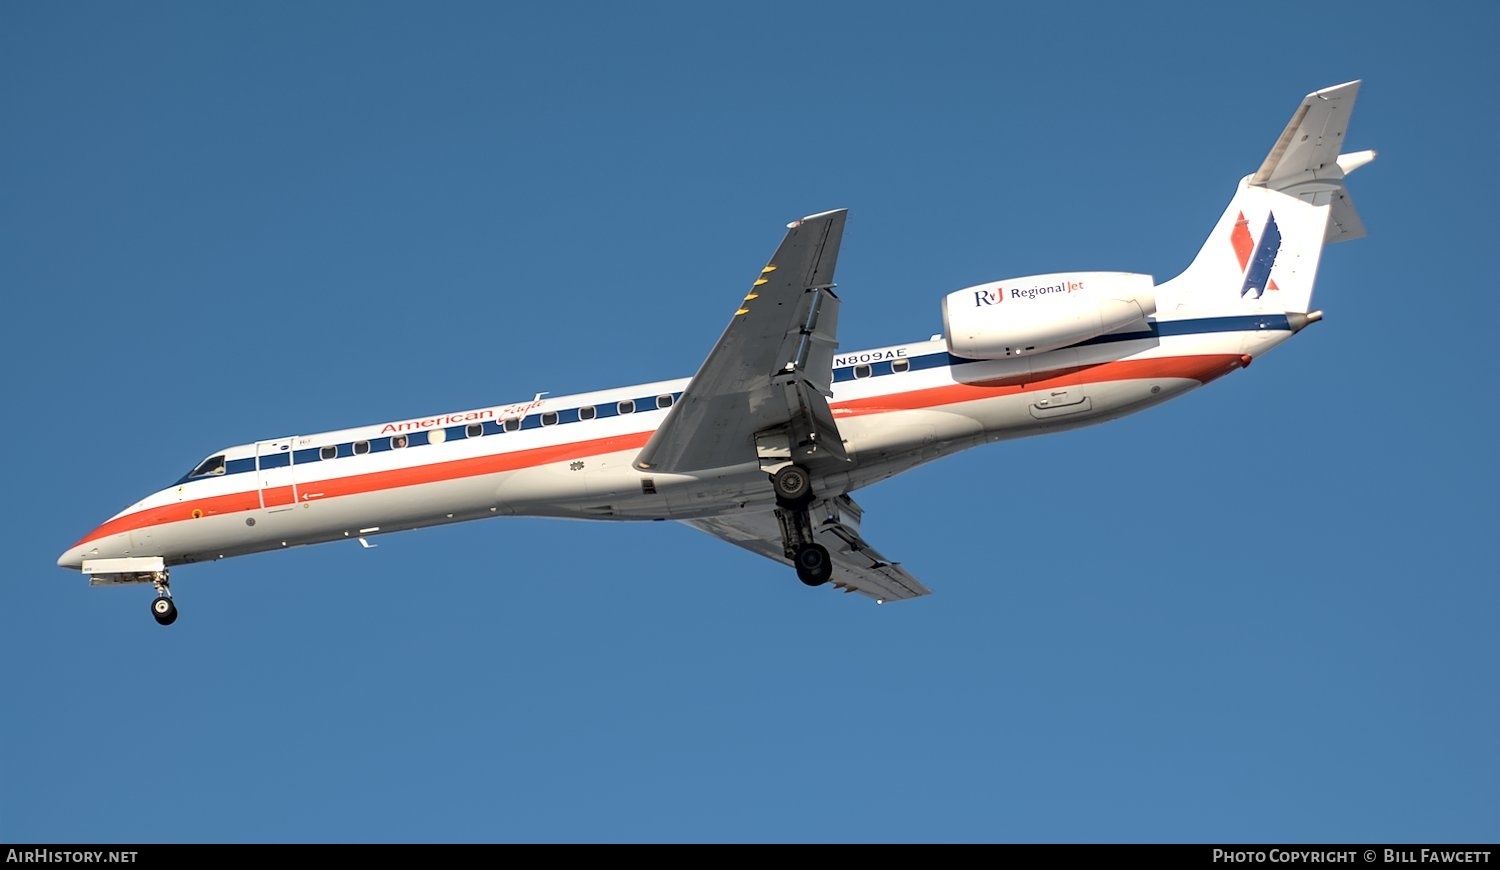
(761, 265), (777, 273)
(753, 277), (770, 286)
(735, 308), (751, 316)
(743, 293), (759, 301)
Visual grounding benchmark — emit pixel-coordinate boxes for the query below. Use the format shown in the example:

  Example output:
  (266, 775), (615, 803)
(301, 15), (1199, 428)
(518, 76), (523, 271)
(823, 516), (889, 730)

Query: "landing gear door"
(255, 437), (299, 511)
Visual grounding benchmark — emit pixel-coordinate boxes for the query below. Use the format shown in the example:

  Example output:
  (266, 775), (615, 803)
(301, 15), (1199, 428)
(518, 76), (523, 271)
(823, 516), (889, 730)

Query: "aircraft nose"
(58, 542), (86, 570)
(57, 533), (99, 570)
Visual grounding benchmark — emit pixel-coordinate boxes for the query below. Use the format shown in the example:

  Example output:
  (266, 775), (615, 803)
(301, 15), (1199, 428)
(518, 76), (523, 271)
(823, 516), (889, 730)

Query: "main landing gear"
(150, 573), (177, 626)
(772, 464), (812, 507)
(772, 464), (833, 587)
(793, 540), (833, 586)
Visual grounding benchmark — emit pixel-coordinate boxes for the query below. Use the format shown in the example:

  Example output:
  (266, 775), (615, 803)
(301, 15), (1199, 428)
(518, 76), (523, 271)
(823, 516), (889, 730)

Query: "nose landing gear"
(74, 557), (180, 626)
(150, 574), (177, 626)
(151, 595), (178, 626)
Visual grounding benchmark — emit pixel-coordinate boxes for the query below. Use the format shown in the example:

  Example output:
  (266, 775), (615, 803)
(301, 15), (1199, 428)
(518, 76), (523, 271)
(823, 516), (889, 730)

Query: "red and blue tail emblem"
(1230, 211), (1282, 299)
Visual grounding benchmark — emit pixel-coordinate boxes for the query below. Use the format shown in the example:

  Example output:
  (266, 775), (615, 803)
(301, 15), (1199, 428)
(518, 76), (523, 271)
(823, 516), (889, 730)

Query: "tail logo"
(1230, 211), (1282, 299)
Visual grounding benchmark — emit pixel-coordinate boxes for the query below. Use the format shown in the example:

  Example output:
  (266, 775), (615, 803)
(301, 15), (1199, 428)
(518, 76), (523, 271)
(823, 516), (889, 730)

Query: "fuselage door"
(255, 437), (299, 511)
(1027, 349), (1093, 419)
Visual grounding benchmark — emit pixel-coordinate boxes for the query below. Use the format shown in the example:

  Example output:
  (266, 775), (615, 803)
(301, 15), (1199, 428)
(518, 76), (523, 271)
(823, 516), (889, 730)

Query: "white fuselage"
(57, 316), (1292, 571)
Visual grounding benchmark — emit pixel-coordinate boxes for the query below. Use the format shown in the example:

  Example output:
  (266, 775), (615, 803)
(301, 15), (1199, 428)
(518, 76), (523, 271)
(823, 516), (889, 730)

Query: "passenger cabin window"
(319, 446), (337, 460)
(618, 399), (635, 414)
(541, 411), (558, 426)
(504, 417), (521, 432)
(466, 423), (483, 438)
(656, 394), (673, 409)
(391, 435), (408, 449)
(579, 406), (596, 421)
(892, 359), (910, 373)
(189, 454), (226, 478)
(353, 440), (370, 455)
(854, 364), (872, 379)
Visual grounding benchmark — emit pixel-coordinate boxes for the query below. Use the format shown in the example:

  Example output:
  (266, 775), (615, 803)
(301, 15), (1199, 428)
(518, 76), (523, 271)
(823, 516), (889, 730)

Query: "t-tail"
(1155, 80), (1375, 323)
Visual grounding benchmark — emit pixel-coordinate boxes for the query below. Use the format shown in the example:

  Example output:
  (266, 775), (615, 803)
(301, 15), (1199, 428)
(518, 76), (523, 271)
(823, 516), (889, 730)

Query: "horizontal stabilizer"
(1251, 80), (1362, 191)
(1327, 187), (1367, 243)
(1154, 81), (1373, 317)
(1325, 148), (1376, 243)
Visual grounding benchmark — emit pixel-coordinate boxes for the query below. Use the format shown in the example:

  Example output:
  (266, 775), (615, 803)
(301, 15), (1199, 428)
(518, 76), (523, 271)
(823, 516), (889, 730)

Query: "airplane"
(58, 81), (1374, 625)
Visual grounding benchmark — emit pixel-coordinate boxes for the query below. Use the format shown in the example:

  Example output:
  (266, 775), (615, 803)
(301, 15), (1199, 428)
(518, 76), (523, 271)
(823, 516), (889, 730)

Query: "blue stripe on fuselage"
(832, 313), (1290, 381)
(179, 314), (1289, 485)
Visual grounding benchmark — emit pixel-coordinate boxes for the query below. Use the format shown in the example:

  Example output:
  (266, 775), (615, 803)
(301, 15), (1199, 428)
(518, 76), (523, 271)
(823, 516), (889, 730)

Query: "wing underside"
(644, 209), (924, 603)
(634, 209), (849, 474)
(686, 496), (932, 603)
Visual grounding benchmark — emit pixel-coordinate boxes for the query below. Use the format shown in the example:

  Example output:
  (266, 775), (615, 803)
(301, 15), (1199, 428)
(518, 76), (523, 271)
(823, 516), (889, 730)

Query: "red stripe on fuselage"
(75, 353), (1244, 546)
(835, 353), (1244, 416)
(73, 431), (654, 547)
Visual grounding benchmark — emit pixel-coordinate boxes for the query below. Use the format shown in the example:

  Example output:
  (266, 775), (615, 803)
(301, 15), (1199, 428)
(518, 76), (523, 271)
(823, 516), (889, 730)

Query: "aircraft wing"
(684, 496), (932, 603)
(634, 209), (849, 474)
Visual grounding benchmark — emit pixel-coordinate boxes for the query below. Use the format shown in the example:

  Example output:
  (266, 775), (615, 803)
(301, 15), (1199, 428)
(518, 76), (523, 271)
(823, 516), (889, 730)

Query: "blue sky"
(4, 1), (1497, 844)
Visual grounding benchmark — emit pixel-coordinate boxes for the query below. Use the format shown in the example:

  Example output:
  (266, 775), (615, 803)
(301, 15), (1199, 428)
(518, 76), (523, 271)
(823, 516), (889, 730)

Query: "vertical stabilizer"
(1156, 81), (1373, 319)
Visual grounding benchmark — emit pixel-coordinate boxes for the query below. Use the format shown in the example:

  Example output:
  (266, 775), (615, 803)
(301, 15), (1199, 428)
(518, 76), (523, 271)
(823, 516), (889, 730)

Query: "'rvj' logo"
(1230, 211), (1281, 299)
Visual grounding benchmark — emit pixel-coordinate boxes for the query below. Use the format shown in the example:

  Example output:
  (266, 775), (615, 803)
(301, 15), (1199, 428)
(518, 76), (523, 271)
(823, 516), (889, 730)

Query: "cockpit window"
(189, 454), (226, 478)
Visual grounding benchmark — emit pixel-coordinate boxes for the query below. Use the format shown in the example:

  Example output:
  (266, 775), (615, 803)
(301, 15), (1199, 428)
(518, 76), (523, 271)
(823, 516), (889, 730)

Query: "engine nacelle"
(941, 271), (1157, 358)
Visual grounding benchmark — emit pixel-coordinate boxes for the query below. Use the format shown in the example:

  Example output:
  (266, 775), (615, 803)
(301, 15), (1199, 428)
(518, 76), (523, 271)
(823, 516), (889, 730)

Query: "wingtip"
(1311, 80), (1361, 100)
(787, 208), (848, 229)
